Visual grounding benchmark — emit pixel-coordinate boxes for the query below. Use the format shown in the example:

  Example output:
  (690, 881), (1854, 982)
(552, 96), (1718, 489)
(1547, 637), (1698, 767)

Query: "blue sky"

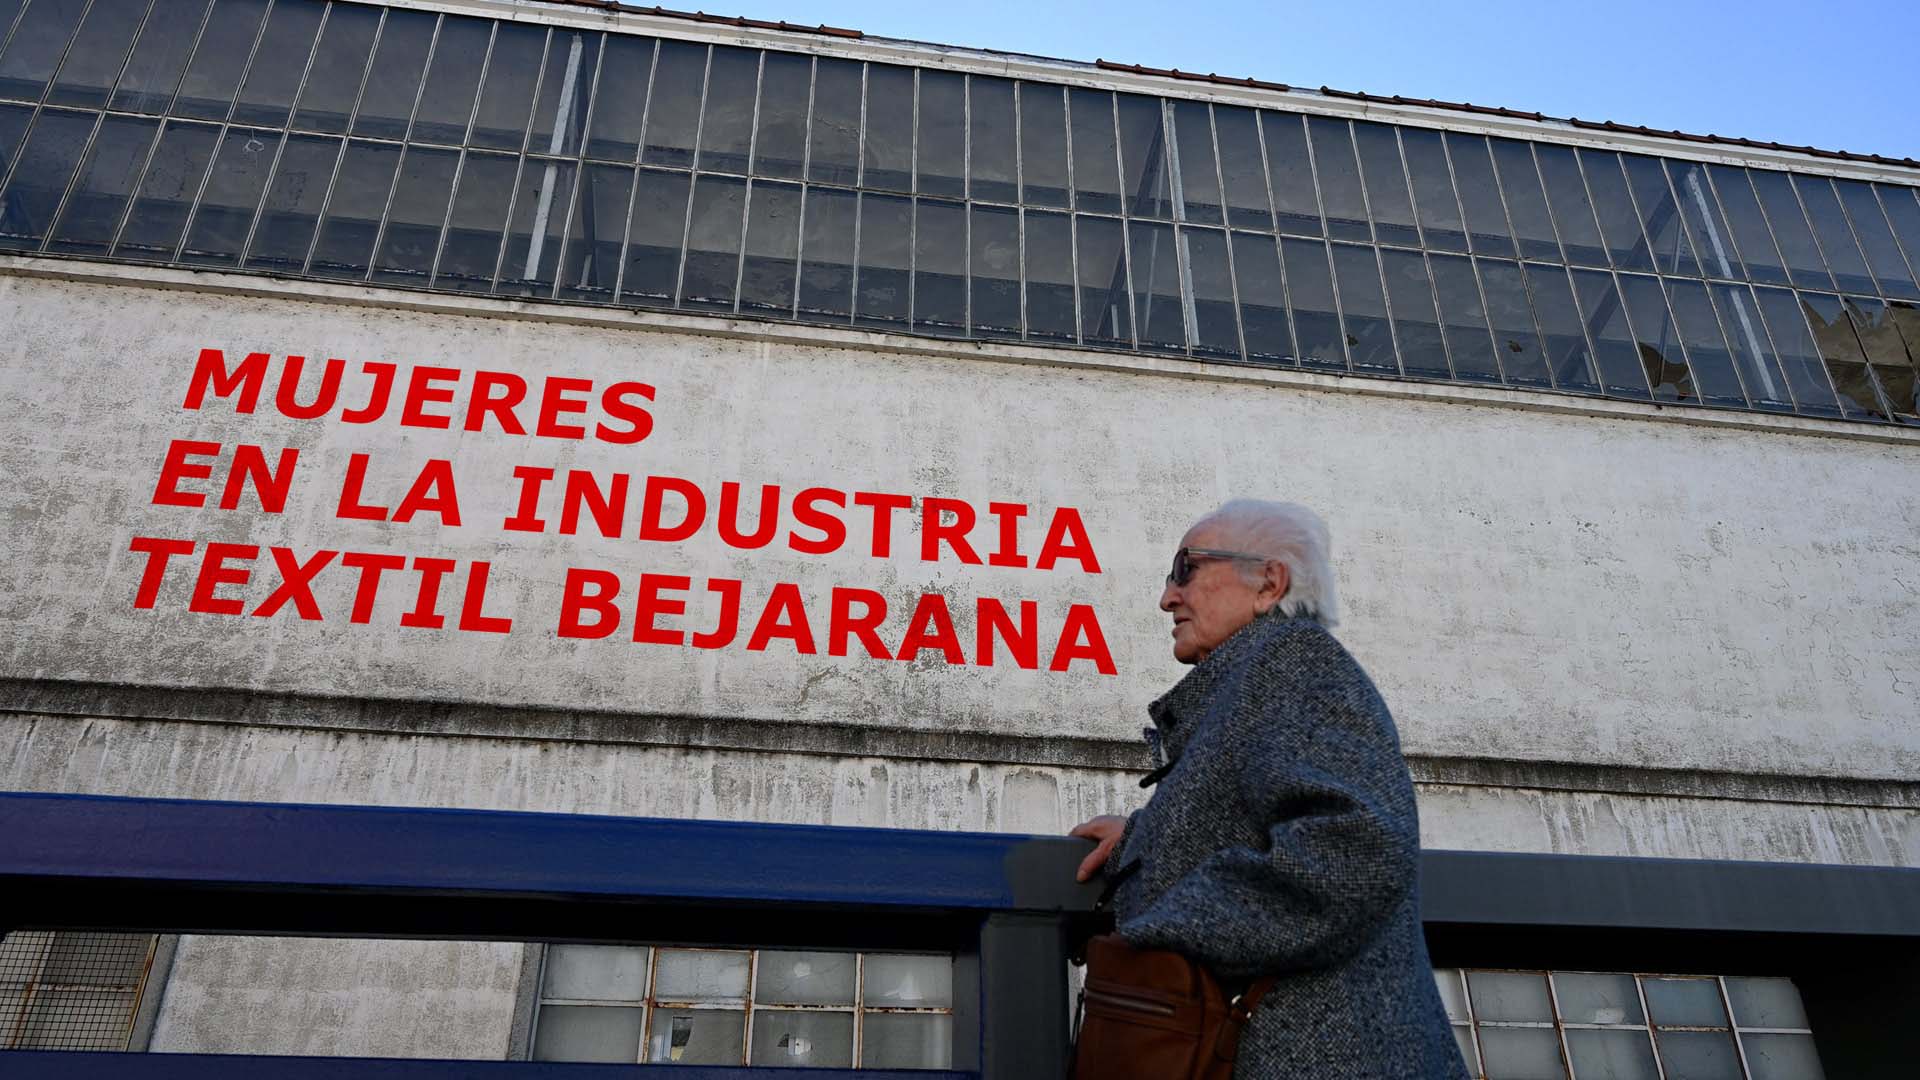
(727, 0), (1920, 161)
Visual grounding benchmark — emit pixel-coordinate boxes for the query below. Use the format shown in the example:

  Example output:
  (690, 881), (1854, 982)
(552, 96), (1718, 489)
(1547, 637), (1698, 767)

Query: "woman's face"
(1157, 524), (1285, 664)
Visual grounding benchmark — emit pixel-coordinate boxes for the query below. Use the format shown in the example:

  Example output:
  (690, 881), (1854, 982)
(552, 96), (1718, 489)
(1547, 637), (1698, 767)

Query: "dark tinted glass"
(228, 0), (321, 127)
(1380, 247), (1449, 379)
(1799, 292), (1883, 419)
(911, 196), (963, 333)
(243, 132), (338, 271)
(290, 3), (376, 133)
(1877, 185), (1920, 289)
(494, 156), (574, 295)
(45, 113), (156, 254)
(1664, 279), (1746, 406)
(469, 23), (543, 151)
(1447, 134), (1515, 257)
(1308, 116), (1367, 242)
(1352, 121), (1416, 247)
(528, 29), (599, 158)
(1580, 150), (1653, 272)
(1212, 105), (1268, 230)
(1, 108), (94, 250)
(350, 9), (433, 140)
(373, 144), (458, 287)
(1751, 286), (1840, 414)
(1535, 145), (1605, 267)
(114, 117), (215, 260)
(1330, 242), (1393, 373)
(1571, 269), (1651, 397)
(584, 34), (651, 163)
(680, 172), (745, 309)
(1846, 298), (1915, 422)
(795, 183), (854, 321)
(1490, 139), (1558, 262)
(434, 148), (515, 291)
(1617, 272), (1693, 401)
(1025, 209), (1076, 341)
(1834, 181), (1919, 300)
(1116, 93), (1170, 220)
(620, 166), (689, 302)
(1428, 253), (1497, 381)
(1262, 113), (1320, 237)
(1172, 101), (1221, 225)
(1524, 262), (1600, 392)
(411, 16), (490, 145)
(554, 161), (631, 300)
(854, 191), (910, 327)
(0, 0), (88, 103)
(1747, 169), (1832, 289)
(1020, 83), (1069, 208)
(309, 138), (400, 280)
(46, 0), (147, 109)
(916, 69), (964, 198)
(1479, 258), (1549, 386)
(111, 0), (210, 113)
(972, 203), (1021, 338)
(752, 52), (808, 179)
(1709, 282), (1793, 409)
(861, 63), (911, 192)
(1186, 227), (1238, 357)
(1068, 88), (1120, 214)
(695, 45), (755, 174)
(738, 179), (800, 314)
(1620, 154), (1697, 277)
(1706, 166), (1789, 284)
(642, 39), (703, 168)
(177, 125), (278, 265)
(1400, 128), (1465, 252)
(1076, 214), (1130, 345)
(171, 0), (266, 120)
(1281, 236), (1342, 369)
(968, 75), (1016, 203)
(1129, 219), (1183, 351)
(807, 58), (859, 186)
(1231, 230), (1287, 362)
(1665, 160), (1740, 279)
(1793, 175), (1875, 295)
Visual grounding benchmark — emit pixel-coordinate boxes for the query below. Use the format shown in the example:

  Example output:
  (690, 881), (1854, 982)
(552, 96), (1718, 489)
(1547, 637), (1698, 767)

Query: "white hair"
(1194, 499), (1341, 628)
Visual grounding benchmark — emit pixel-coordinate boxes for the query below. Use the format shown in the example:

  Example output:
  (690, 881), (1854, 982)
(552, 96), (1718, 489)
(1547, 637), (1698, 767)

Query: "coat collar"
(1146, 611), (1316, 752)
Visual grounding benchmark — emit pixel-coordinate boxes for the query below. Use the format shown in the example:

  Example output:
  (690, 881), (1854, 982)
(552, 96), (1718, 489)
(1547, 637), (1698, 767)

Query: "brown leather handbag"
(1070, 933), (1277, 1080)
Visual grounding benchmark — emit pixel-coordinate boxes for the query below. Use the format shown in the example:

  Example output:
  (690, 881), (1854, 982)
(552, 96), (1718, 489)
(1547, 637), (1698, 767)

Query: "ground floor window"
(0, 932), (157, 1050)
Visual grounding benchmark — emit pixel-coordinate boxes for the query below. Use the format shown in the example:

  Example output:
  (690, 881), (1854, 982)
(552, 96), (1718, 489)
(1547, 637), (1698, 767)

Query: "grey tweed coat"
(1108, 612), (1469, 1079)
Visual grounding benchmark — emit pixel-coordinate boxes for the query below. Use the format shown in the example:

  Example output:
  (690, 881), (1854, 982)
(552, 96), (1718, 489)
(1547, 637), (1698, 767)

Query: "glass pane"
(679, 172), (744, 310)
(1536, 144), (1606, 267)
(1749, 169), (1832, 290)
(1467, 971), (1553, 1023)
(1381, 247), (1450, 379)
(1129, 219), (1184, 352)
(752, 51), (807, 179)
(1449, 133), (1515, 257)
(912, 196), (964, 334)
(351, 8), (433, 140)
(807, 57), (859, 186)
(695, 45), (754, 174)
(46, 113), (157, 254)
(1724, 977), (1810, 1030)
(915, 69), (963, 198)
(0, 0), (89, 103)
(40, 933), (149, 985)
(1453, 1026), (1480, 1075)
(1309, 116), (1366, 242)
(861, 63), (911, 192)
(470, 23), (544, 151)
(1068, 87), (1119, 214)
(1708, 166), (1790, 284)
(1580, 149), (1653, 272)
(863, 1013), (954, 1069)
(1024, 208), (1076, 342)
(411, 15), (489, 145)
(46, 0), (147, 110)
(1800, 292), (1884, 419)
(290, 2), (376, 134)
(1572, 269), (1651, 397)
(1653, 1030), (1741, 1080)
(968, 74), (1015, 203)
(435, 149), (515, 291)
(1232, 230), (1288, 361)
(1477, 1026), (1567, 1079)
(584, 35), (651, 163)
(170, 0), (267, 120)
(1353, 121), (1416, 247)
(1878, 184), (1920, 290)
(1171, 100), (1221, 225)
(795, 183), (854, 321)
(1834, 180), (1920, 299)
(1116, 93), (1169, 220)
(1281, 236), (1342, 370)
(309, 139), (400, 280)
(738, 178), (798, 315)
(1565, 1029), (1659, 1080)
(1642, 976), (1728, 1028)
(619, 166), (689, 302)
(1554, 972), (1644, 1025)
(1401, 127), (1465, 252)
(1752, 285), (1841, 415)
(177, 126), (278, 266)
(971, 203), (1021, 338)
(1667, 160), (1742, 280)
(755, 951), (854, 1006)
(641, 39), (702, 168)
(645, 1009), (744, 1064)
(532, 1005), (642, 1063)
(1187, 226), (1239, 357)
(1620, 154), (1698, 276)
(1795, 175), (1875, 294)
(862, 955), (952, 1008)
(854, 191), (909, 328)
(526, 29), (598, 159)
(114, 118), (216, 260)
(1619, 272), (1694, 402)
(111, 0), (211, 113)
(1710, 282), (1793, 409)
(544, 945), (649, 1001)
(1077, 214), (1130, 346)
(1491, 139), (1559, 262)
(242, 132), (338, 272)
(1742, 1033), (1826, 1080)
(228, 0), (320, 127)
(1525, 262), (1600, 392)
(1433, 971), (1468, 1022)
(1213, 104), (1268, 230)
(1331, 241), (1392, 373)
(1843, 297), (1915, 422)
(554, 161), (631, 302)
(373, 144), (459, 287)
(1430, 253), (1498, 382)
(1480, 258), (1549, 386)
(1020, 82), (1071, 208)
(1665, 279), (1747, 406)
(748, 1009), (852, 1067)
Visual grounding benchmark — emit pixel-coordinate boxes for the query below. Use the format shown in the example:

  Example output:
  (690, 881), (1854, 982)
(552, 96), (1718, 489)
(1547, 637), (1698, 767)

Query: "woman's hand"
(1069, 815), (1129, 883)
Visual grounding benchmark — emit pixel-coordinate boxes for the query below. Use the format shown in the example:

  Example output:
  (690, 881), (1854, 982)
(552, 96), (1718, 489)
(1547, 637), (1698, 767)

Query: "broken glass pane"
(645, 1010), (744, 1065)
(1843, 297), (1916, 422)
(749, 1010), (851, 1067)
(757, 951), (855, 1006)
(1798, 292), (1884, 420)
(1751, 286), (1841, 415)
(1618, 272), (1695, 402)
(1664, 278), (1748, 406)
(1570, 269), (1651, 398)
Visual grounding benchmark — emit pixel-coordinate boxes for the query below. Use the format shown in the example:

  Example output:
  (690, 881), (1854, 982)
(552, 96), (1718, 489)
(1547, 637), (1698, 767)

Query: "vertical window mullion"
(606, 37), (661, 303)
(235, 2), (331, 266)
(543, 31), (607, 299)
(1632, 975), (1670, 1080)
(171, 0), (279, 263)
(297, 4), (388, 274)
(669, 43), (712, 305)
(1109, 92), (1137, 349)
(730, 50), (766, 312)
(425, 18), (499, 287)
(104, 0), (219, 257)
(1057, 87), (1083, 344)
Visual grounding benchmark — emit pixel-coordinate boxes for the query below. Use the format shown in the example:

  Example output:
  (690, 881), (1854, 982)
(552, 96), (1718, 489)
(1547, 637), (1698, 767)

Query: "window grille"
(0, 931), (157, 1051)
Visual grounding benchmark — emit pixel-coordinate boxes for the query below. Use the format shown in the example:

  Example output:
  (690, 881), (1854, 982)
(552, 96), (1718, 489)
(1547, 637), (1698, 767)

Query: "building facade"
(2, 0), (1917, 1075)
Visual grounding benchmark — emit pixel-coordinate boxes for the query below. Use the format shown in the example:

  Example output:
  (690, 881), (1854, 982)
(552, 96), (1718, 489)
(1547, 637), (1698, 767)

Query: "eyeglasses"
(1166, 546), (1272, 587)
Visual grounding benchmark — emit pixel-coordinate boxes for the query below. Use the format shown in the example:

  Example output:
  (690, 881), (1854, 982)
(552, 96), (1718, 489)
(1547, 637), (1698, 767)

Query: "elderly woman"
(1071, 499), (1468, 1078)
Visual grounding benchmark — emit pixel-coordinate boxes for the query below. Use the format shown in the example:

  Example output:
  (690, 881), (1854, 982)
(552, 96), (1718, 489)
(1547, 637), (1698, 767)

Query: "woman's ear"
(1253, 560), (1290, 613)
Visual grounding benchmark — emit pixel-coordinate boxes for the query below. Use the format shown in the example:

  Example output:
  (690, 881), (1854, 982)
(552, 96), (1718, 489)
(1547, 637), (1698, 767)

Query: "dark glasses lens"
(1168, 548), (1195, 586)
